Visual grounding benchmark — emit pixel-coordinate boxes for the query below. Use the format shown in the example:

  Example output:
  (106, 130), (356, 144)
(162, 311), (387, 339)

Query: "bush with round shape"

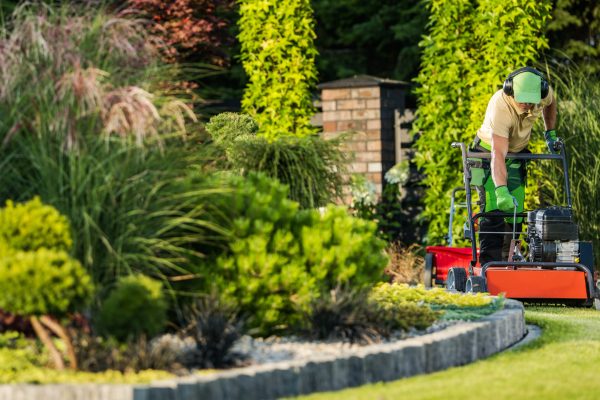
(0, 249), (93, 316)
(210, 173), (388, 336)
(98, 275), (168, 342)
(205, 112), (258, 147)
(0, 197), (72, 252)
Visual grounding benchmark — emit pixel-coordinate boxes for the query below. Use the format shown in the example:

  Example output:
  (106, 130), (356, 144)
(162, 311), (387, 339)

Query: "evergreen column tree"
(238, 0), (318, 140)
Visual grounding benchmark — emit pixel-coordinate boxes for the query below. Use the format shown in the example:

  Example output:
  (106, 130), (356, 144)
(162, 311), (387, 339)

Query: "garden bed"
(0, 299), (525, 400)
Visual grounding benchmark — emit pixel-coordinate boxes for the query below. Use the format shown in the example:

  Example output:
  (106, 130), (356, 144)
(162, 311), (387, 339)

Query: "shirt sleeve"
(540, 86), (554, 107)
(488, 97), (512, 138)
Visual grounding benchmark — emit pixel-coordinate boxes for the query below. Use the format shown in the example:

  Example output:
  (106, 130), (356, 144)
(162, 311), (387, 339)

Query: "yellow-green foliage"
(377, 301), (441, 332)
(98, 275), (167, 342)
(0, 196), (72, 252)
(370, 283), (503, 321)
(0, 249), (93, 316)
(413, 0), (552, 244)
(0, 348), (172, 384)
(238, 0), (318, 139)
(371, 283), (492, 308)
(211, 173), (388, 336)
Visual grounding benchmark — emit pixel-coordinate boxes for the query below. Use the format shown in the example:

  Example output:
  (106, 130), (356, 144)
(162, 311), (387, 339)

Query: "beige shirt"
(477, 87), (554, 152)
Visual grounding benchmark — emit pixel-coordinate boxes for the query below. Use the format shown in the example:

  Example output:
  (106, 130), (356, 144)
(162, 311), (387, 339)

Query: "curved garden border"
(0, 299), (526, 400)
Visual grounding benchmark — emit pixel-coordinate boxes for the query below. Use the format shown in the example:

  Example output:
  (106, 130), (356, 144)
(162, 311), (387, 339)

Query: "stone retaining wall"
(0, 300), (526, 400)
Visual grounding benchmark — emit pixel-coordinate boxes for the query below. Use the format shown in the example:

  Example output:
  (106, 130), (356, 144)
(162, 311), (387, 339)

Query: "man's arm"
(491, 134), (509, 187)
(542, 93), (557, 131)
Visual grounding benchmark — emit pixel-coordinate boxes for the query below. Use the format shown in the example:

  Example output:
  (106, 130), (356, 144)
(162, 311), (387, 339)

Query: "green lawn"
(292, 307), (600, 400)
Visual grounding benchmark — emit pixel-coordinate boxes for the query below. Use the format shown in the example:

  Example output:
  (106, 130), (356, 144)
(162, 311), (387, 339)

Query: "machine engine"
(526, 206), (583, 263)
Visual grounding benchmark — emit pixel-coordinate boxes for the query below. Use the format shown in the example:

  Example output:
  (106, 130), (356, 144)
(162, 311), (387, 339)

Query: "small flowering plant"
(351, 161), (411, 242)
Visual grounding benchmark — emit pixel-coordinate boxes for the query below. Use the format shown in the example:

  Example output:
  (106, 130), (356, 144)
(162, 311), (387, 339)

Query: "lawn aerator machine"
(435, 141), (599, 307)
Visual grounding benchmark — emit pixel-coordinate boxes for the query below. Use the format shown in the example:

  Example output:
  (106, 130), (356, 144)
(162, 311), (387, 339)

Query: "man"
(473, 67), (558, 266)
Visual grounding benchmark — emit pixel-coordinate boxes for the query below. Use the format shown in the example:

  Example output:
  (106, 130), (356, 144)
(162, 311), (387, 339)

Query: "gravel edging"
(0, 299), (526, 400)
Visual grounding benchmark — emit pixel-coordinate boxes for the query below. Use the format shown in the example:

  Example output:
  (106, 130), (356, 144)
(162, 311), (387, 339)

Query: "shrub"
(238, 0), (318, 139)
(208, 173), (388, 336)
(205, 112), (258, 147)
(0, 197), (72, 252)
(98, 275), (168, 342)
(304, 287), (389, 344)
(0, 3), (222, 290)
(352, 160), (411, 242)
(304, 286), (439, 343)
(73, 333), (181, 373)
(0, 249), (93, 316)
(384, 243), (425, 285)
(413, 0), (552, 244)
(181, 296), (244, 369)
(206, 113), (349, 208)
(370, 283), (504, 321)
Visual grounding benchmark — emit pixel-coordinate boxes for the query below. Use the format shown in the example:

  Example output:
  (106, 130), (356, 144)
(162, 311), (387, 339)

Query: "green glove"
(495, 185), (517, 212)
(544, 129), (559, 154)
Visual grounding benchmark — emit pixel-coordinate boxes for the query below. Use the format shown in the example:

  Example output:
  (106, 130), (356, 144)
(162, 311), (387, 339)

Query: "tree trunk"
(30, 315), (65, 370)
(40, 315), (78, 370)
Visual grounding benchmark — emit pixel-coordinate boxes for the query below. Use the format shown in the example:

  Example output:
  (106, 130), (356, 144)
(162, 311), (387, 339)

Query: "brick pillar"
(318, 75), (408, 200)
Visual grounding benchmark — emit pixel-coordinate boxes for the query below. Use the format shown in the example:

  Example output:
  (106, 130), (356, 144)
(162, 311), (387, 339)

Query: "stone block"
(368, 162), (382, 172)
(337, 120), (366, 131)
(322, 121), (337, 132)
(322, 89), (351, 100)
(321, 100), (336, 111)
(367, 141), (382, 151)
(367, 119), (381, 130)
(352, 87), (380, 99)
(352, 109), (380, 120)
(367, 130), (381, 140)
(322, 110), (352, 122)
(337, 99), (366, 110)
(366, 98), (380, 109)
(350, 162), (368, 173)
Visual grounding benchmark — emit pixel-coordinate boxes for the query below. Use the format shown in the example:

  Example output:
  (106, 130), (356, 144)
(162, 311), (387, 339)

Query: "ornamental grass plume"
(0, 2), (196, 150)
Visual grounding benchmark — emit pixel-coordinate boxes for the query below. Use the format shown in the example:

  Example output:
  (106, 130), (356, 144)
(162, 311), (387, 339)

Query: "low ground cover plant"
(370, 283), (504, 321)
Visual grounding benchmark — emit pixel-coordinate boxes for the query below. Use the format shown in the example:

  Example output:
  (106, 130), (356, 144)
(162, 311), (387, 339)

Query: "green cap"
(513, 71), (541, 104)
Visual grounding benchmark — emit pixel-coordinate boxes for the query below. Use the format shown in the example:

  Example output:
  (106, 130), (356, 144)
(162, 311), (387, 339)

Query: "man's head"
(503, 67), (549, 108)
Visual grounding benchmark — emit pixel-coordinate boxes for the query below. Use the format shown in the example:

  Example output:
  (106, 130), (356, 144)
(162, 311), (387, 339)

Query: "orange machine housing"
(483, 268), (589, 299)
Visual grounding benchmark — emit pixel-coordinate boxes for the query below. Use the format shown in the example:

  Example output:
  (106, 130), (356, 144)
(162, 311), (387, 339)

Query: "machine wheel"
(424, 253), (434, 288)
(446, 267), (467, 292)
(466, 276), (487, 293)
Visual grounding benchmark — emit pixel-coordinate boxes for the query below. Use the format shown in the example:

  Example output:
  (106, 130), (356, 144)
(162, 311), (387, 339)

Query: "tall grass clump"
(0, 3), (227, 297)
(542, 66), (600, 261)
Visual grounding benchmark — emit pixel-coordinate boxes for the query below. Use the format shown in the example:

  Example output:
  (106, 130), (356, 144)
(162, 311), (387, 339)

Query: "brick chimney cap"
(317, 75), (410, 90)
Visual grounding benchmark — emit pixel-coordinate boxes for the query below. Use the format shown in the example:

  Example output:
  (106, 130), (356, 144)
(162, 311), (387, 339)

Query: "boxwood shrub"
(97, 274), (168, 342)
(0, 249), (93, 316)
(0, 196), (72, 252)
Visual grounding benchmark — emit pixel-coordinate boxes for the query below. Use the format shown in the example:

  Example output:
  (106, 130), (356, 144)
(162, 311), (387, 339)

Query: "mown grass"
(292, 307), (600, 400)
